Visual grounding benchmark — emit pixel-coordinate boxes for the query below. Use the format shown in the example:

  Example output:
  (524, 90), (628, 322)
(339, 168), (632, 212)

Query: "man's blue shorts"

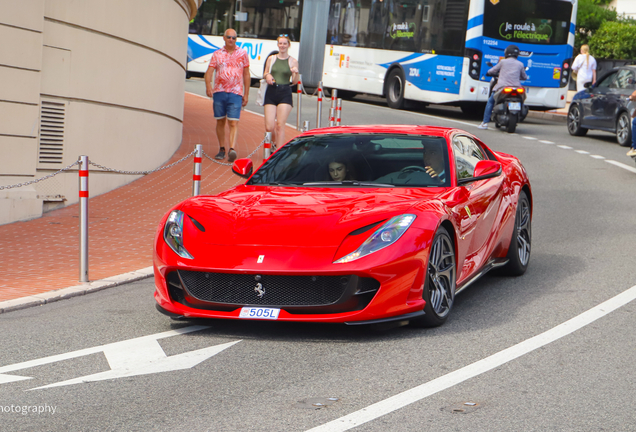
(213, 92), (243, 120)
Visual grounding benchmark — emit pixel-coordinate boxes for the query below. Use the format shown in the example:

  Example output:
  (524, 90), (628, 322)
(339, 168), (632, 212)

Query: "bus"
(322, 0), (577, 111)
(186, 0), (302, 80)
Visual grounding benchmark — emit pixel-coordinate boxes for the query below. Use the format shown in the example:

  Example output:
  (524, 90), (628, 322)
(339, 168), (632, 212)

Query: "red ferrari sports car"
(154, 125), (531, 327)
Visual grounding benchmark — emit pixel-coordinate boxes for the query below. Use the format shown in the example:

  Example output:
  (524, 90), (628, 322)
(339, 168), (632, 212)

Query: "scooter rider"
(478, 45), (528, 129)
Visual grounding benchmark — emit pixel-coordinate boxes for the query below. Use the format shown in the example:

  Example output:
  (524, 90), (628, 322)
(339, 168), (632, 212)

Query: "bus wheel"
(386, 69), (406, 109)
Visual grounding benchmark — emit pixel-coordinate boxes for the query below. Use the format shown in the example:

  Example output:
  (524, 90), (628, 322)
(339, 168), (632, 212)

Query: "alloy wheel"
(427, 233), (456, 318)
(568, 107), (580, 134)
(617, 114), (630, 144)
(516, 197), (531, 266)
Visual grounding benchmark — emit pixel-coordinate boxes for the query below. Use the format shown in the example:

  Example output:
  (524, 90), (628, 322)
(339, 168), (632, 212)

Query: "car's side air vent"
(38, 100), (66, 165)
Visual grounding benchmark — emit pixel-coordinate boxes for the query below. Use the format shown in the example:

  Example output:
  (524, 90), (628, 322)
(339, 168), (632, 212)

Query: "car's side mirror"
(457, 160), (502, 185)
(232, 158), (253, 178)
(584, 82), (592, 89)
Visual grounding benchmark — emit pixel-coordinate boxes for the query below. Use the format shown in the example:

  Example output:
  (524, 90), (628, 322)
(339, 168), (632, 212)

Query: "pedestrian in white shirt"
(572, 45), (597, 92)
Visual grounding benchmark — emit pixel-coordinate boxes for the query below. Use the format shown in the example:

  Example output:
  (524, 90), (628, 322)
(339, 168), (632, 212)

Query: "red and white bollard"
(79, 155), (89, 283)
(336, 98), (342, 126)
(296, 74), (303, 131)
(329, 89), (338, 127)
(264, 132), (273, 159)
(316, 81), (323, 129)
(192, 144), (202, 196)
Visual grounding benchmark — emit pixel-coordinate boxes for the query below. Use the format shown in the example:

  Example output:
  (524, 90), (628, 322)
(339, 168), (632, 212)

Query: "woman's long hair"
(581, 44), (590, 67)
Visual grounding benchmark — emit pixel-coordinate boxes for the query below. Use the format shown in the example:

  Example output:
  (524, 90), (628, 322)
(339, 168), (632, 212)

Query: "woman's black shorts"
(264, 84), (293, 106)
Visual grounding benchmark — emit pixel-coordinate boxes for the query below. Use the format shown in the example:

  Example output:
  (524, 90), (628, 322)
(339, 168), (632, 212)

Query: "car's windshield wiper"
(257, 182), (301, 186)
(302, 181), (394, 188)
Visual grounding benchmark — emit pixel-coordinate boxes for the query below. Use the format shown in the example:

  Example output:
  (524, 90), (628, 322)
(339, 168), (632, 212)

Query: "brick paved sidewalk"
(0, 92), (299, 302)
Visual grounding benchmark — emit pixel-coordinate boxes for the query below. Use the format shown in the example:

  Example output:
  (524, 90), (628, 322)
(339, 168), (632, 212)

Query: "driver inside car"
(374, 143), (446, 185)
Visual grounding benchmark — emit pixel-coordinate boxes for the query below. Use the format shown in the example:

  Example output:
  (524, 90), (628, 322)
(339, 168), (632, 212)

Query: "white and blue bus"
(186, 0), (302, 80)
(322, 0), (577, 111)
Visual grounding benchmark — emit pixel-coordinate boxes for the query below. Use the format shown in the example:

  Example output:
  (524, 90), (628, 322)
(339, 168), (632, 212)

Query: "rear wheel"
(506, 113), (518, 133)
(567, 105), (588, 136)
(411, 226), (456, 328)
(386, 68), (406, 109)
(500, 190), (531, 276)
(616, 112), (632, 147)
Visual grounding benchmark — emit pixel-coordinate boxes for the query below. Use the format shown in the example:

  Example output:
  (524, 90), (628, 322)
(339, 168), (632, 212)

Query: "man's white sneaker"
(477, 123), (489, 130)
(626, 148), (636, 157)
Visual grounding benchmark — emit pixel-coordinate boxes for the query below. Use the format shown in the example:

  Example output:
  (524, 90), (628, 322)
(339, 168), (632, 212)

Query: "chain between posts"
(0, 160), (81, 190)
(88, 149), (197, 174)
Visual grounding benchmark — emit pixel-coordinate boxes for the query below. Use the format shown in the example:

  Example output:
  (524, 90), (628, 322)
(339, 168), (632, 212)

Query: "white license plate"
(508, 102), (521, 110)
(239, 307), (280, 320)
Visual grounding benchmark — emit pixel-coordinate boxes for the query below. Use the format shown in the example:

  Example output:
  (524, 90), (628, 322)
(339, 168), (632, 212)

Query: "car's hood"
(179, 186), (443, 247)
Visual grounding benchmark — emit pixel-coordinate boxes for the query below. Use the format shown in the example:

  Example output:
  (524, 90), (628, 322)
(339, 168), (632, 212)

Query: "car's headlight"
(163, 210), (194, 259)
(334, 214), (416, 263)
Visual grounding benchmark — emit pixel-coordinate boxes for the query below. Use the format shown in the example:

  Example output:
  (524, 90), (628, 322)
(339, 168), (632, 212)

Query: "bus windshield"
(483, 0), (572, 45)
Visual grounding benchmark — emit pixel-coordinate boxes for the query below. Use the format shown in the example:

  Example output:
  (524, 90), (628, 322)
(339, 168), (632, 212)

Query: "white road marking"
(0, 326), (241, 390)
(557, 145), (573, 149)
(590, 155), (606, 159)
(522, 136), (537, 140)
(575, 150), (590, 154)
(539, 140), (555, 144)
(605, 159), (636, 174)
(306, 285), (636, 432)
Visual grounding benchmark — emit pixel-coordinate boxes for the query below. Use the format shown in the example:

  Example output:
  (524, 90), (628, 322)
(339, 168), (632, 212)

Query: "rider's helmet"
(504, 45), (520, 58)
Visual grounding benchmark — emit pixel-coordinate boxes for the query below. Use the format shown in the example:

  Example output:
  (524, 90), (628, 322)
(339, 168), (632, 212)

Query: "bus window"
(189, 0), (303, 41)
(327, 0), (467, 55)
(418, 0), (468, 56)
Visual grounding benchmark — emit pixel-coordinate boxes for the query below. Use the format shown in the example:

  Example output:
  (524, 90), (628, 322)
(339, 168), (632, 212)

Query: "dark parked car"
(567, 66), (635, 146)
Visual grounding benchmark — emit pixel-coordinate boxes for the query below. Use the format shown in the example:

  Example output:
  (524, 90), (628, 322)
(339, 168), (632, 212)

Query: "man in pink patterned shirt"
(204, 28), (250, 162)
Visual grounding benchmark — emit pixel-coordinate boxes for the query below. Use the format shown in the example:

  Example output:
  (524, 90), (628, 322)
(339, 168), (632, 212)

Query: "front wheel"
(411, 226), (456, 328)
(567, 105), (588, 136)
(500, 190), (531, 276)
(385, 68), (406, 109)
(616, 112), (632, 147)
(506, 113), (518, 133)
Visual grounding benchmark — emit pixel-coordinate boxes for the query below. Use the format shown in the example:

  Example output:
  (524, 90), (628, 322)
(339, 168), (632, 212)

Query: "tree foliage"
(575, 0), (618, 48)
(589, 21), (636, 60)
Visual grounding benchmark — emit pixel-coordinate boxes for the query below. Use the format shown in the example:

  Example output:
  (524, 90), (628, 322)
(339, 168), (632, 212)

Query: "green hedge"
(589, 21), (636, 60)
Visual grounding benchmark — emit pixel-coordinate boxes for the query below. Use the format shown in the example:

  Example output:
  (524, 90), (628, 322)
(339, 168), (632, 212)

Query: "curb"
(527, 110), (567, 123)
(0, 267), (154, 314)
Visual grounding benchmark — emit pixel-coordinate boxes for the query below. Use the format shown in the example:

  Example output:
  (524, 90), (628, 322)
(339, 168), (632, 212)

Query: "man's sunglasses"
(225, 35), (237, 40)
(279, 34), (289, 37)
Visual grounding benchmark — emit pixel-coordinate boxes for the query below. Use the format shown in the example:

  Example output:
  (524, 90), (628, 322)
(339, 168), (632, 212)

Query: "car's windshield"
(247, 133), (451, 187)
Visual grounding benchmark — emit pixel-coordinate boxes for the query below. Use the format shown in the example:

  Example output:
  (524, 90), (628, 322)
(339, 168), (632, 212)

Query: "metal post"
(303, 120), (310, 132)
(336, 98), (342, 126)
(329, 108), (335, 127)
(79, 155), (89, 283)
(264, 132), (272, 159)
(331, 89), (338, 110)
(296, 74), (303, 131)
(316, 81), (323, 129)
(192, 144), (202, 196)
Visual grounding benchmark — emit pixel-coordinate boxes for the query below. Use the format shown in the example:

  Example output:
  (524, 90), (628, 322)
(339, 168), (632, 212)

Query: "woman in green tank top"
(263, 35), (300, 150)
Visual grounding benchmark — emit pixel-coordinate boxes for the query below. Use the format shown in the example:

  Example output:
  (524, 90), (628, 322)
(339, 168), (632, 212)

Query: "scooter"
(486, 65), (529, 134)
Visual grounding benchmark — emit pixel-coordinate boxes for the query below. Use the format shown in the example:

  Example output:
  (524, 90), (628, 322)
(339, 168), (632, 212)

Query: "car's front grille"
(167, 270), (381, 313)
(179, 271), (362, 306)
